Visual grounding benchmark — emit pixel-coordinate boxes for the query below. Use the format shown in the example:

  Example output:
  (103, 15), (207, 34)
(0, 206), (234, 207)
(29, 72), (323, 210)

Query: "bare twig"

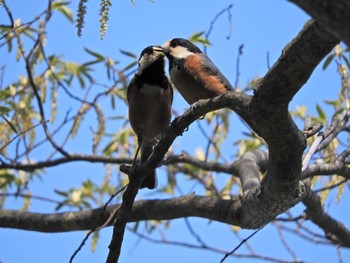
(69, 185), (127, 263)
(204, 4), (233, 54)
(274, 222), (298, 261)
(128, 226), (310, 263)
(0, 0), (48, 45)
(234, 44), (244, 89)
(184, 217), (207, 247)
(314, 178), (348, 193)
(1, 192), (61, 204)
(0, 120), (47, 153)
(219, 227), (263, 263)
(279, 224), (331, 246)
(266, 51), (271, 70)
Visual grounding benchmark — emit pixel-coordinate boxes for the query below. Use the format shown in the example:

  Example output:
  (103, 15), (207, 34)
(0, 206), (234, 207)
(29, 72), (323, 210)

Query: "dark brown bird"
(127, 46), (173, 189)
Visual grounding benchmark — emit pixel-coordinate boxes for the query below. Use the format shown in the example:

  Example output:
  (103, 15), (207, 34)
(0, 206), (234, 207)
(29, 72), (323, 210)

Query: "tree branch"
(0, 194), (239, 232)
(289, 0), (350, 48)
(303, 182), (350, 247)
(0, 154), (132, 171)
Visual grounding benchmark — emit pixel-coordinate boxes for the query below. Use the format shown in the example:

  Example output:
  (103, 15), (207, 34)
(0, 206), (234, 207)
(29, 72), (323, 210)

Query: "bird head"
(137, 46), (166, 75)
(161, 38), (202, 59)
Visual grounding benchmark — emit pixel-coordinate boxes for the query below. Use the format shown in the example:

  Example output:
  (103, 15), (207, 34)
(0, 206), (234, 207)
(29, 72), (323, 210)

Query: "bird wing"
(198, 53), (234, 91)
(127, 76), (136, 104)
(166, 77), (174, 104)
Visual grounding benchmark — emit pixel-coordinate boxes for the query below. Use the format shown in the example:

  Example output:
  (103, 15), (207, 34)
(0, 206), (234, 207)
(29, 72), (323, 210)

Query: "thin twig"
(0, 192), (61, 204)
(127, 226), (310, 263)
(234, 44), (244, 89)
(184, 218), (206, 246)
(219, 227), (263, 263)
(0, 0), (48, 44)
(204, 4), (233, 54)
(266, 51), (271, 70)
(314, 178), (348, 193)
(0, 120), (47, 153)
(69, 185), (127, 263)
(274, 222), (298, 261)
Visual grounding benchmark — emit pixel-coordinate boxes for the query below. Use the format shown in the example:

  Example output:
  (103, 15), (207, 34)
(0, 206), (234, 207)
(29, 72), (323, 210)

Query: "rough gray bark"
(289, 0), (350, 48)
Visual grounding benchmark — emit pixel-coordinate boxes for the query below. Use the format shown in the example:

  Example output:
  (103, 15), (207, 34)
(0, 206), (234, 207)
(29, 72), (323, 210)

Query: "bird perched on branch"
(153, 38), (233, 105)
(127, 46), (173, 189)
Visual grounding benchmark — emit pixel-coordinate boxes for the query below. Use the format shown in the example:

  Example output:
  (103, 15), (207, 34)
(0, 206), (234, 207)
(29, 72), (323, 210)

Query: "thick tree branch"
(1, 188), (350, 249)
(289, 0), (350, 48)
(0, 195), (239, 232)
(250, 19), (338, 187)
(253, 20), (339, 105)
(106, 177), (139, 263)
(302, 162), (350, 180)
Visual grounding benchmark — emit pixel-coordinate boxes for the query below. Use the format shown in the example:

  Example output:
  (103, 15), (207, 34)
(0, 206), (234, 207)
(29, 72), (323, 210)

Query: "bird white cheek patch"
(170, 46), (193, 59)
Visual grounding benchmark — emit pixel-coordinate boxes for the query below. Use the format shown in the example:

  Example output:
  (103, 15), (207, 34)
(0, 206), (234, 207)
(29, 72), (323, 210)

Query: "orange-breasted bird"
(154, 38), (233, 105)
(127, 46), (173, 189)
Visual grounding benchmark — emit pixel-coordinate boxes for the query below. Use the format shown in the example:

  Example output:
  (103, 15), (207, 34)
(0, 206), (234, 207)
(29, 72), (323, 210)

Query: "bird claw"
(171, 117), (185, 136)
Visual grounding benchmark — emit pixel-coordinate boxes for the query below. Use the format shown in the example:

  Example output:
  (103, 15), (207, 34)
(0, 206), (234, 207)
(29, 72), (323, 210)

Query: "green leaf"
(22, 27), (35, 40)
(108, 115), (125, 120)
(71, 104), (90, 138)
(55, 203), (64, 211)
(320, 187), (330, 205)
(0, 173), (16, 185)
(114, 87), (128, 102)
(190, 31), (205, 39)
(82, 60), (103, 66)
(77, 73), (85, 88)
(323, 53), (335, 70)
(84, 47), (105, 61)
(324, 99), (341, 108)
(91, 231), (99, 252)
(334, 107), (345, 117)
(341, 54), (350, 69)
(50, 85), (58, 123)
(7, 37), (12, 52)
(52, 1), (74, 23)
(189, 31), (210, 46)
(0, 115), (17, 133)
(54, 189), (68, 197)
(110, 94), (115, 109)
(119, 49), (137, 59)
(122, 61), (137, 72)
(316, 104), (326, 123)
(336, 181), (345, 204)
(0, 106), (12, 115)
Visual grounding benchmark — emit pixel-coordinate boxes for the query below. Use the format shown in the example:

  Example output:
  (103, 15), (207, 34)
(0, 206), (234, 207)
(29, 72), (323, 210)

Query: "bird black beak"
(152, 46), (164, 53)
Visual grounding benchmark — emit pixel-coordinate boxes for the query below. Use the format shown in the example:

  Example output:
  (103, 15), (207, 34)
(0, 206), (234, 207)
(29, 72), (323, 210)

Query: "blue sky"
(1, 0), (349, 262)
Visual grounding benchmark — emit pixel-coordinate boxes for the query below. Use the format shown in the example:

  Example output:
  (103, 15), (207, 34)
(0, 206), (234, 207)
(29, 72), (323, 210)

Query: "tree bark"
(289, 0), (350, 48)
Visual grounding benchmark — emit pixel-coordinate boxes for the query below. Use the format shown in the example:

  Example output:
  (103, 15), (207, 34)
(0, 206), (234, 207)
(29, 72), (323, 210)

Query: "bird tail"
(140, 140), (158, 189)
(140, 170), (157, 189)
